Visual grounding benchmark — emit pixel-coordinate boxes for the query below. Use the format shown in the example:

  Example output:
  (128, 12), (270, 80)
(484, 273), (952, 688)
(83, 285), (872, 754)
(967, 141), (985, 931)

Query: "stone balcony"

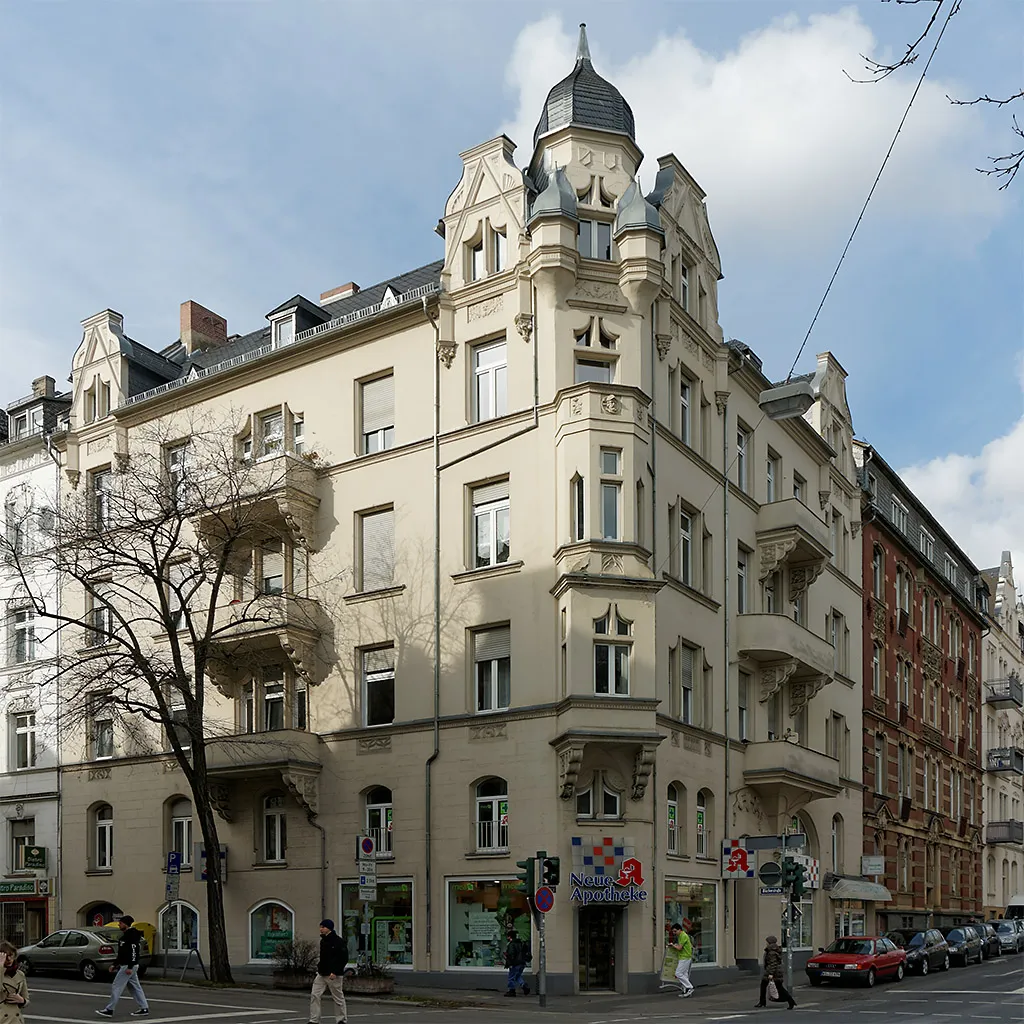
(985, 677), (1024, 709)
(735, 612), (835, 712)
(755, 498), (830, 598)
(743, 738), (843, 810)
(986, 746), (1024, 774)
(985, 820), (1024, 845)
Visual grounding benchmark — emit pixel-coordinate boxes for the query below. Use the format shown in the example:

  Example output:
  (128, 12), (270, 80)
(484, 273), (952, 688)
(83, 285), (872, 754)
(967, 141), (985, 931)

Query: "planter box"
(343, 976), (395, 995)
(273, 969), (315, 990)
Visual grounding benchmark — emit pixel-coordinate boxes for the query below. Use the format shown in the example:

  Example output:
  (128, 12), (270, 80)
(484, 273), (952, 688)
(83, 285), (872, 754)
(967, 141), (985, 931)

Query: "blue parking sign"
(167, 851), (181, 875)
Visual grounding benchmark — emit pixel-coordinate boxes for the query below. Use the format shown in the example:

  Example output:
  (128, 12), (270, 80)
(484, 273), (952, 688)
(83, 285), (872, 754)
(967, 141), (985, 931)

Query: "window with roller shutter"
(471, 479), (509, 568)
(363, 647), (395, 726)
(360, 508), (395, 592)
(361, 375), (395, 454)
(473, 625), (511, 711)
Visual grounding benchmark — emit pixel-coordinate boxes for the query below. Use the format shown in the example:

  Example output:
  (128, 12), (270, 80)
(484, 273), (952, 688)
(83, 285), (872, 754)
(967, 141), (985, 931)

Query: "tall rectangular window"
(944, 554), (957, 585)
(571, 475), (585, 541)
(91, 700), (114, 760)
(594, 614), (630, 696)
(474, 625), (511, 712)
(13, 713), (36, 769)
(472, 480), (510, 568)
(470, 242), (485, 281)
(679, 377), (691, 445)
(577, 219), (612, 260)
(680, 264), (689, 311)
(874, 734), (886, 793)
(766, 452), (779, 503)
(363, 647), (395, 726)
(262, 666), (285, 731)
(12, 819), (35, 872)
(680, 644), (694, 724)
(872, 644), (882, 696)
(361, 374), (395, 454)
(793, 473), (805, 502)
(919, 529), (934, 561)
(493, 230), (507, 273)
(259, 411), (284, 456)
(259, 540), (285, 595)
(357, 509), (394, 594)
(600, 449), (621, 541)
(91, 469), (111, 530)
(736, 426), (750, 493)
(738, 671), (750, 741)
(166, 443), (188, 503)
(8, 608), (36, 665)
(891, 497), (909, 534)
(473, 341), (507, 422)
(679, 511), (693, 586)
(736, 549), (748, 614)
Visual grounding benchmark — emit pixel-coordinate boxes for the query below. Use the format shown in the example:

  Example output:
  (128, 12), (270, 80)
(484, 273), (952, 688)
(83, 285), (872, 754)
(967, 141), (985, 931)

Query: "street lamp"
(759, 380), (815, 421)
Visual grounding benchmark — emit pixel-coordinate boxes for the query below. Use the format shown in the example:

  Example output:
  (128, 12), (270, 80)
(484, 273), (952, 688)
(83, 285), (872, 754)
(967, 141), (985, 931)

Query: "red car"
(806, 935), (907, 987)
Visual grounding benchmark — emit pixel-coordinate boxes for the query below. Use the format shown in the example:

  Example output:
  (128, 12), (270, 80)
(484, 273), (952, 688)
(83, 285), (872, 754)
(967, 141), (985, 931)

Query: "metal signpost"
(163, 852), (181, 979)
(357, 836), (377, 962)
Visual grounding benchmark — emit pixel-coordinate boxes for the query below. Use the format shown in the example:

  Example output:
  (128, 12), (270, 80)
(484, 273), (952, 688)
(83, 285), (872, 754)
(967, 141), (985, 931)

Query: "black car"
(940, 926), (984, 965)
(885, 929), (951, 975)
(972, 923), (1002, 959)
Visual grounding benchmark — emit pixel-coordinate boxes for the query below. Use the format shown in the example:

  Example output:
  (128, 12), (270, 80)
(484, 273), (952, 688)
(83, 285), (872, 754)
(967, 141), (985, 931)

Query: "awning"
(828, 878), (892, 902)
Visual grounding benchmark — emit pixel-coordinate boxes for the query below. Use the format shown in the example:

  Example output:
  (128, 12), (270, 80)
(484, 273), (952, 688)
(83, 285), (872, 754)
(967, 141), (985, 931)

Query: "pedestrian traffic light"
(781, 857), (797, 887)
(792, 863), (808, 901)
(541, 856), (561, 887)
(515, 857), (535, 895)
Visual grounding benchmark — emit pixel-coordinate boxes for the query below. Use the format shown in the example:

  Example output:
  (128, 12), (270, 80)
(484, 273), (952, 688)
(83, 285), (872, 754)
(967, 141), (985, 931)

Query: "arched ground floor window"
(160, 901), (199, 952)
(249, 900), (294, 962)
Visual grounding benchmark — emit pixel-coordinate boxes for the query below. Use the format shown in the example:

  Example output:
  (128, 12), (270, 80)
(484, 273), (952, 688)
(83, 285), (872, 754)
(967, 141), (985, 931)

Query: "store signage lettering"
(569, 858), (648, 906)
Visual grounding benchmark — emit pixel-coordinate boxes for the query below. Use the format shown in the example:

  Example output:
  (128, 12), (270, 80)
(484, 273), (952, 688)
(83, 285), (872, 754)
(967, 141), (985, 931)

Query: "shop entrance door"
(578, 906), (617, 991)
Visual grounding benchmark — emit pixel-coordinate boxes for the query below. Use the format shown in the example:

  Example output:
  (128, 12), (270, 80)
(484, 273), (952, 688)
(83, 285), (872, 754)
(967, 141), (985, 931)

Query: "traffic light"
(792, 862), (808, 901)
(515, 857), (535, 895)
(781, 857), (797, 887)
(541, 856), (561, 887)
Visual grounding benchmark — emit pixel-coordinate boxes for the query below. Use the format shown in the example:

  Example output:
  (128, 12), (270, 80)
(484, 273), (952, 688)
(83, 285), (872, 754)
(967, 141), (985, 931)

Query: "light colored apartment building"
(0, 377), (70, 945)
(46, 27), (871, 990)
(980, 551), (1024, 916)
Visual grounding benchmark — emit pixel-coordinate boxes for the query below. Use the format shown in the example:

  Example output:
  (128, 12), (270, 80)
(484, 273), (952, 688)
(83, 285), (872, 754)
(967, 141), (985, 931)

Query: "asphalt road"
(15, 954), (1024, 1024)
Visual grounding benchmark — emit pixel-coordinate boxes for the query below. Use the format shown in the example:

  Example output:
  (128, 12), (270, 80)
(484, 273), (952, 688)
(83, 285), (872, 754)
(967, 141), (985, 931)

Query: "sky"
(1, 1), (1021, 580)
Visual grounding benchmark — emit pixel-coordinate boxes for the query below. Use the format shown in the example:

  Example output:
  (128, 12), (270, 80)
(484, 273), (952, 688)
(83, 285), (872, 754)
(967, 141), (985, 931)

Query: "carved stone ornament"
(14, 803), (25, 819)
(600, 393), (620, 415)
(701, 350), (715, 371)
(574, 280), (620, 304)
(789, 562), (826, 603)
(671, 731), (680, 747)
(113, 451), (130, 473)
(88, 767), (111, 781)
(819, 490), (831, 511)
(715, 391), (729, 415)
(358, 736), (392, 755)
(872, 601), (887, 639)
(655, 333), (672, 361)
(634, 400), (645, 425)
(759, 537), (798, 581)
(210, 782), (233, 823)
(872, 695), (887, 716)
(282, 769), (319, 818)
(469, 722), (508, 741)
(631, 745), (658, 801)
(732, 787), (767, 830)
(558, 743), (586, 800)
(514, 313), (534, 343)
(790, 675), (828, 714)
(467, 295), (504, 321)
(65, 469), (81, 490)
(279, 637), (321, 685)
(760, 660), (798, 703)
(163, 760), (181, 773)
(922, 641), (941, 678)
(436, 341), (457, 369)
(683, 733), (701, 754)
(570, 396), (584, 418)
(601, 553), (624, 574)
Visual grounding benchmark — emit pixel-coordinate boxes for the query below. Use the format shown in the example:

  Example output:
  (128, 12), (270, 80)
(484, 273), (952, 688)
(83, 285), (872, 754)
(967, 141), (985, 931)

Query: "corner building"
(55, 28), (867, 990)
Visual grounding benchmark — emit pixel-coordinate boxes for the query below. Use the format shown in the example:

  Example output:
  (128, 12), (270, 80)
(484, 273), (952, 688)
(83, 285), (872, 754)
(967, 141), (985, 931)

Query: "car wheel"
(808, 977), (822, 987)
(942, 955), (950, 971)
(895, 963), (905, 981)
(16, 958), (31, 976)
(80, 960), (98, 982)
(865, 968), (877, 988)
(920, 958), (929, 976)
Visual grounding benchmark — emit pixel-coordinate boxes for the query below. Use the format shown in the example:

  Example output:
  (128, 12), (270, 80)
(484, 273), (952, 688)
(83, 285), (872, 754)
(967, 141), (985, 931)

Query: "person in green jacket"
(671, 919), (695, 997)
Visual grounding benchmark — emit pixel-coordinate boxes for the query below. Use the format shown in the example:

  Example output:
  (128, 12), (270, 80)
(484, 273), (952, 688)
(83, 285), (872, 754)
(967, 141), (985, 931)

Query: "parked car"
(939, 925), (984, 966)
(17, 927), (152, 982)
(990, 919), (1024, 954)
(972, 923), (1002, 959)
(806, 936), (907, 988)
(885, 928), (951, 975)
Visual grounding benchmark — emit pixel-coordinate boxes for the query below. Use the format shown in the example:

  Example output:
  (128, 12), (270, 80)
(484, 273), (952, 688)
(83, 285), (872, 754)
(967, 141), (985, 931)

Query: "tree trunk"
(191, 757), (233, 984)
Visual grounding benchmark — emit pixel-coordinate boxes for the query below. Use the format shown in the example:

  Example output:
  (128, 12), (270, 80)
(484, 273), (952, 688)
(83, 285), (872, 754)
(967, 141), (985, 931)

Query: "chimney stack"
(320, 282), (360, 303)
(180, 300), (228, 355)
(32, 375), (56, 398)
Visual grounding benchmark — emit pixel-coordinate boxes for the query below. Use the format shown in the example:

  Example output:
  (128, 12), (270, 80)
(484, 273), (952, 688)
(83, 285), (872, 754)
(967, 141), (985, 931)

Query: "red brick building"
(854, 444), (989, 930)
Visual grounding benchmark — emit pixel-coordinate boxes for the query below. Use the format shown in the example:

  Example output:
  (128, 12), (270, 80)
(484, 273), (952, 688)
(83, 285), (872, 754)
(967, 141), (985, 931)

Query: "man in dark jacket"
(754, 935), (796, 1010)
(308, 920), (347, 1024)
(96, 915), (149, 1017)
(503, 930), (530, 996)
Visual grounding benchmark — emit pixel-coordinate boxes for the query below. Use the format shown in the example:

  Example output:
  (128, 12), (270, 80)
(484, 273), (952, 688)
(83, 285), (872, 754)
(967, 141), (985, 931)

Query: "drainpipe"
(424, 297), (442, 961)
(720, 391), (731, 943)
(45, 433), (64, 929)
(649, 301), (658, 964)
(309, 813), (327, 922)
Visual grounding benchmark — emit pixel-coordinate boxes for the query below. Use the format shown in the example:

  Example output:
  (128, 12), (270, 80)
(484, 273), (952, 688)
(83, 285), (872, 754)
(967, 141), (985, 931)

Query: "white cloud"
(899, 353), (1024, 574)
(501, 11), (1003, 248)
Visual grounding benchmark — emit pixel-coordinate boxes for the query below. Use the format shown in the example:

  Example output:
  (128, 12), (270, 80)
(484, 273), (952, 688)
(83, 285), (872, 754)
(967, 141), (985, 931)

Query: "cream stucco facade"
(34, 33), (876, 992)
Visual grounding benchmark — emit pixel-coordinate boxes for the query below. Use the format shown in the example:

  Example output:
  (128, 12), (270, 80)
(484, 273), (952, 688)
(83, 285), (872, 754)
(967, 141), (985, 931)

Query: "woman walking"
(754, 935), (797, 1010)
(0, 941), (29, 1024)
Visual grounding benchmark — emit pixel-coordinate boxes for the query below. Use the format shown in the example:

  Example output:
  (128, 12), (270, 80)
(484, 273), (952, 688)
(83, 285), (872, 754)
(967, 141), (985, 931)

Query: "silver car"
(991, 919), (1024, 954)
(17, 927), (151, 982)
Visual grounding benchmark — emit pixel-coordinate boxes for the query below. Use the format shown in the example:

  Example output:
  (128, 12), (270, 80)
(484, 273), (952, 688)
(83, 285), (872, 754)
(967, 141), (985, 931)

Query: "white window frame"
(9, 608), (37, 665)
(600, 449), (621, 541)
(919, 528), (934, 561)
(362, 647), (396, 727)
(679, 510), (693, 586)
(696, 792), (709, 858)
(872, 547), (884, 598)
(679, 376), (691, 445)
(577, 218), (613, 260)
(738, 672), (750, 741)
(594, 613), (631, 696)
(575, 771), (624, 821)
(359, 507), (395, 592)
(365, 788), (394, 857)
(736, 425), (750, 493)
(944, 554), (957, 585)
(13, 712), (36, 769)
(475, 779), (509, 851)
(272, 316), (295, 349)
(473, 625), (511, 713)
(872, 644), (882, 696)
(259, 410), (284, 457)
(262, 794), (287, 863)
(737, 549), (748, 614)
(492, 229), (507, 274)
(95, 805), (113, 869)
(667, 784), (680, 853)
(793, 473), (805, 502)
(361, 374), (395, 454)
(473, 340), (507, 423)
(891, 497), (909, 534)
(471, 482), (510, 569)
(171, 812), (193, 868)
(766, 452), (779, 503)
(470, 241), (485, 281)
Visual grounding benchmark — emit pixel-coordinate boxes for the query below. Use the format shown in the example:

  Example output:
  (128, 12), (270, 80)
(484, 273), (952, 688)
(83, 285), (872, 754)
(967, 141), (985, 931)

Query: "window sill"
(666, 853), (691, 862)
(452, 560), (524, 585)
(343, 585), (406, 606)
(576, 817), (624, 826)
(252, 862), (288, 870)
(694, 857), (718, 866)
(465, 850), (510, 860)
(86, 869), (113, 877)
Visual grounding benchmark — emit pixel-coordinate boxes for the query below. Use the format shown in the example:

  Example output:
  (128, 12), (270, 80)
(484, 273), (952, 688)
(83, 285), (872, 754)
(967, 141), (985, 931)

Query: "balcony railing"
(368, 826), (393, 858)
(476, 818), (509, 853)
(985, 677), (1024, 709)
(985, 820), (1024, 845)
(986, 746), (1024, 774)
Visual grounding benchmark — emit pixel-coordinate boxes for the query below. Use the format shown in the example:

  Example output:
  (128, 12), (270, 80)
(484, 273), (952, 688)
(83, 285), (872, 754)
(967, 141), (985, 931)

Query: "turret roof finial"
(576, 23), (592, 64)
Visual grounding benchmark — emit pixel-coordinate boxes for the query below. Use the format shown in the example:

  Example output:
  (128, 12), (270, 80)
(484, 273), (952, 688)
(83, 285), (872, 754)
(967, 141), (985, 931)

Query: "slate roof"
(533, 24), (636, 148)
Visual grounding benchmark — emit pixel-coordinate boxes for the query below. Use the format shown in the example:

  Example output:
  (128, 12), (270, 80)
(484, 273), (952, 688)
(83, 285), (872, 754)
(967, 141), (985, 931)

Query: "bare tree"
(849, 0), (1023, 187)
(0, 413), (335, 984)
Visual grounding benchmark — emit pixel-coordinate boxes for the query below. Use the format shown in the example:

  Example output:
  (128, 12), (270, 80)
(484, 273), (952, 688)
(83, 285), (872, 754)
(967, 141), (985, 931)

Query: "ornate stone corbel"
(789, 562), (826, 603)
(818, 490), (831, 511)
(65, 469), (81, 490)
(436, 340), (457, 369)
(206, 660), (238, 699)
(715, 391), (729, 415)
(789, 674), (828, 714)
(557, 743), (585, 800)
(279, 636), (322, 685)
(655, 333), (672, 361)
(732, 787), (767, 830)
(114, 451), (130, 473)
(630, 744), (658, 801)
(758, 537), (798, 580)
(760, 660), (798, 703)
(851, 520), (862, 539)
(514, 313), (534, 343)
(282, 769), (319, 819)
(209, 782), (233, 822)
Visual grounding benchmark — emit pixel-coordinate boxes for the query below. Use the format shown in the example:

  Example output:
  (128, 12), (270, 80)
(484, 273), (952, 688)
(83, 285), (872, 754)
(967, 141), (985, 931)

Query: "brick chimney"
(32, 375), (56, 398)
(320, 282), (360, 303)
(180, 300), (228, 355)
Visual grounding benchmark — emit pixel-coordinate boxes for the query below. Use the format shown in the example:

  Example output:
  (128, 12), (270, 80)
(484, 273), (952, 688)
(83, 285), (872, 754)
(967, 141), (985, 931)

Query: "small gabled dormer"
(266, 295), (330, 349)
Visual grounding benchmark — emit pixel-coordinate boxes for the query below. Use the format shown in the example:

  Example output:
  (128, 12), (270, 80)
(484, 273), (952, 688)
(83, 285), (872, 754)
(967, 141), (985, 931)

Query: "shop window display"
(249, 901), (293, 961)
(449, 880), (530, 968)
(664, 880), (717, 964)
(340, 881), (413, 966)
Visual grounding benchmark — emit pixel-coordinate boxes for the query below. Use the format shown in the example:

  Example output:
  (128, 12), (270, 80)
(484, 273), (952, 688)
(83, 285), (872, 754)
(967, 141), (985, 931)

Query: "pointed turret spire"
(576, 23), (592, 65)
